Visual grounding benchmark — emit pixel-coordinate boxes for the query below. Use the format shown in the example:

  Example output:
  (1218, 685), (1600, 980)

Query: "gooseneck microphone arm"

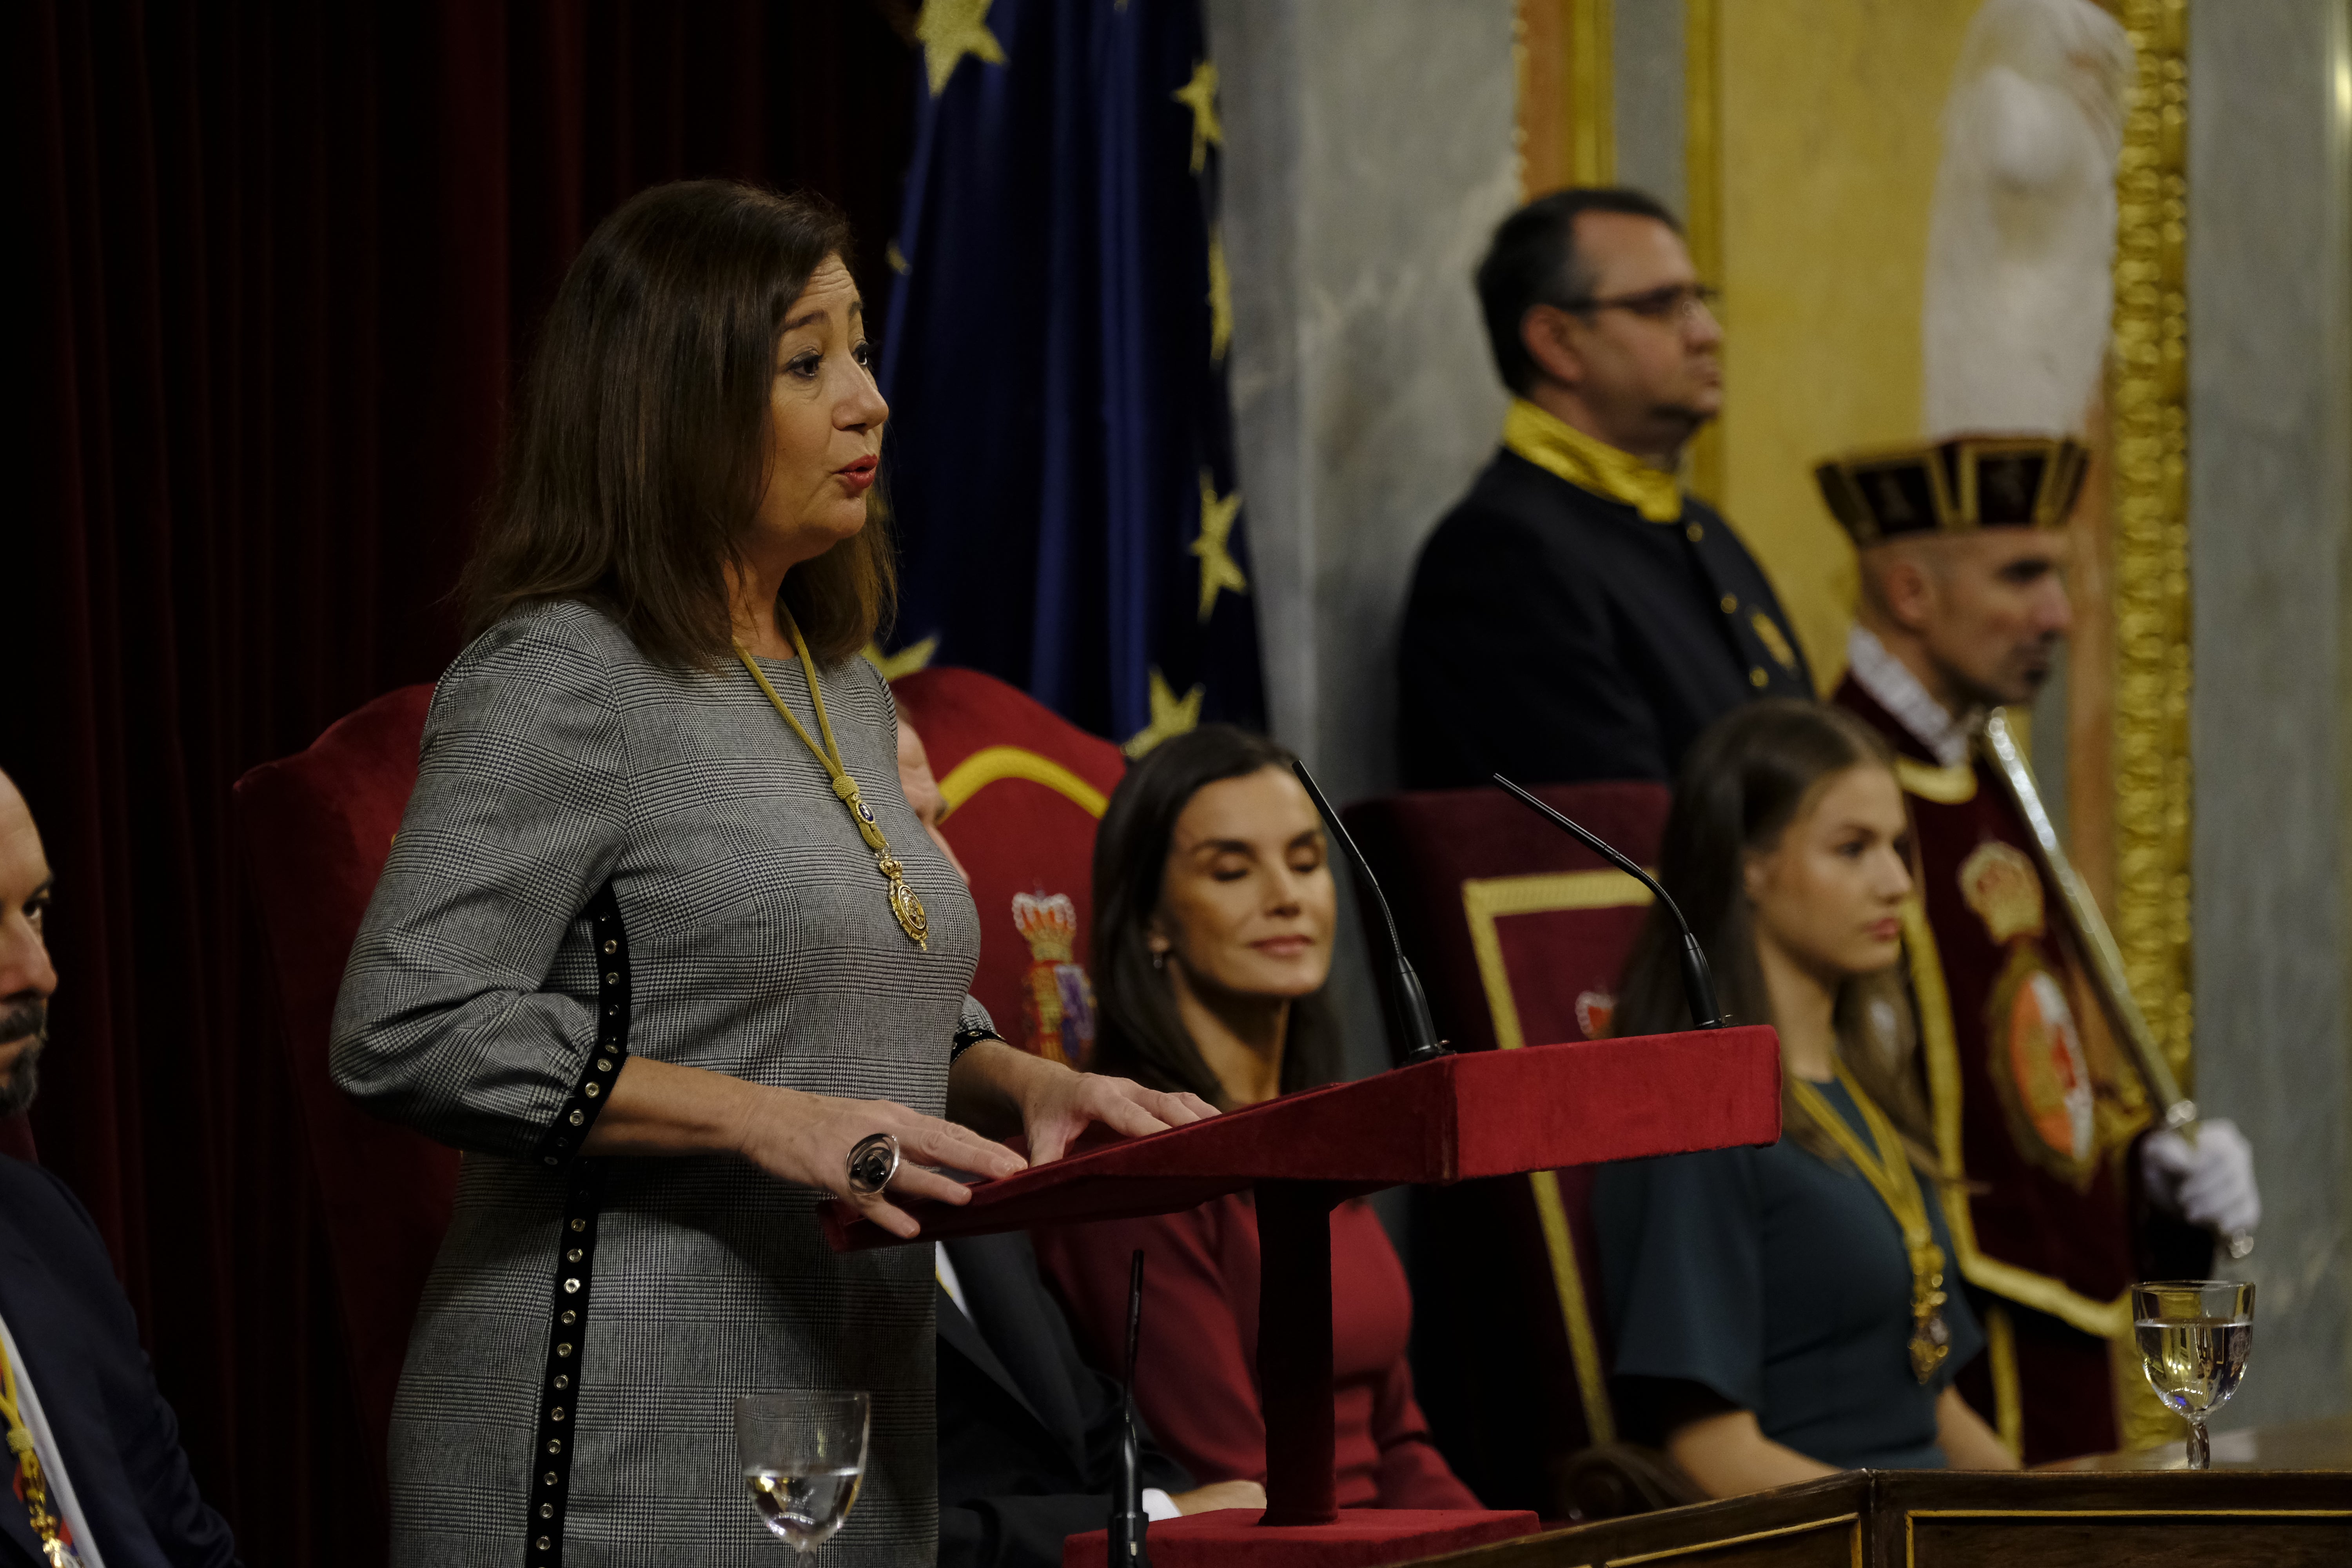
(1492, 775), (1725, 1030)
(1108, 1250), (1152, 1566)
(1291, 761), (1449, 1066)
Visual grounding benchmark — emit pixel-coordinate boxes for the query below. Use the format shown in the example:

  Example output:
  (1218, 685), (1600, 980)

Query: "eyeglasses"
(1563, 282), (1721, 324)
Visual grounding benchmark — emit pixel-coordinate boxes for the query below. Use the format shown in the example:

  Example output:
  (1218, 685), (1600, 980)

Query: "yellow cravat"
(1501, 398), (1684, 524)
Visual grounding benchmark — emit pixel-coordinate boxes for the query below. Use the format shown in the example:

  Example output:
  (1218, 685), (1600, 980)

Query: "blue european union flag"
(878, 0), (1264, 753)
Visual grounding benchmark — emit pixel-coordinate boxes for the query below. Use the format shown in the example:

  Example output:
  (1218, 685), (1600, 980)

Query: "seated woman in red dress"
(1031, 726), (1479, 1511)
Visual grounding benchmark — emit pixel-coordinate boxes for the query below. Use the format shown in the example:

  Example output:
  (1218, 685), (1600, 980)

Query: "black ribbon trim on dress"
(534, 884), (632, 1169)
(949, 1022), (1005, 1065)
(526, 882), (628, 1566)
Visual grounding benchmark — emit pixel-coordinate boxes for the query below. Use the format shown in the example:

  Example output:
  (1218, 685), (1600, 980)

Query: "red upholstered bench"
(233, 683), (455, 1484)
(892, 665), (1125, 1067)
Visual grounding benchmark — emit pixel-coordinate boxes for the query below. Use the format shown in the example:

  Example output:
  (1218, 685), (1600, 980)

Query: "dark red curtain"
(9, 4), (916, 1561)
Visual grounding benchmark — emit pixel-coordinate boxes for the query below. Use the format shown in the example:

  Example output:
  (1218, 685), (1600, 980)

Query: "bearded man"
(0, 769), (242, 1567)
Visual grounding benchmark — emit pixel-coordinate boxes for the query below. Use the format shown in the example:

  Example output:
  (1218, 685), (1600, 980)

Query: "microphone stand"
(1107, 1250), (1152, 1566)
(1291, 761), (1449, 1065)
(1492, 774), (1726, 1030)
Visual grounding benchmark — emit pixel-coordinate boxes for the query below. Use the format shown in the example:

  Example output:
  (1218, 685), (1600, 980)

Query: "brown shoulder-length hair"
(1613, 700), (1933, 1167)
(1089, 725), (1343, 1109)
(461, 179), (893, 666)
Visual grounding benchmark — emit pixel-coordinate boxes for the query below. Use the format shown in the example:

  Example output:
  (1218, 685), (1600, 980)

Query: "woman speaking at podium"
(331, 180), (1203, 1566)
(1593, 702), (2017, 1495)
(1032, 727), (1479, 1510)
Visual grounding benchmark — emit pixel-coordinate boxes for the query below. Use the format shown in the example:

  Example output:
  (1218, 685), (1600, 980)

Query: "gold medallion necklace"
(1788, 1062), (1952, 1384)
(736, 615), (929, 951)
(1, 1334), (80, 1565)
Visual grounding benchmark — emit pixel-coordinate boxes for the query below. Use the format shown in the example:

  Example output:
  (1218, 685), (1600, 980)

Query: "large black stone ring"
(846, 1133), (900, 1198)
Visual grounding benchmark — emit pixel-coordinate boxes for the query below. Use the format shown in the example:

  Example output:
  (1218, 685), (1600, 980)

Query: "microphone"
(1291, 760), (1449, 1066)
(1107, 1249), (1152, 1566)
(1492, 775), (1724, 1030)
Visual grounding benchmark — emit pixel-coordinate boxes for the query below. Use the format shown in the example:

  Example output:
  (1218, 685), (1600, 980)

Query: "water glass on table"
(737, 1390), (870, 1555)
(2131, 1281), (2254, 1471)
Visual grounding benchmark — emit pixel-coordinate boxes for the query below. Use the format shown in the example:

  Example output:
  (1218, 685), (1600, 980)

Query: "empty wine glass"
(736, 1391), (869, 1554)
(2131, 1281), (2254, 1470)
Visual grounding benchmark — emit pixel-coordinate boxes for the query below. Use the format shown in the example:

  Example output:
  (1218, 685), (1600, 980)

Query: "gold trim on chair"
(1984, 1305), (2023, 1459)
(935, 746), (1110, 818)
(1462, 868), (1653, 1450)
(1902, 900), (2131, 1340)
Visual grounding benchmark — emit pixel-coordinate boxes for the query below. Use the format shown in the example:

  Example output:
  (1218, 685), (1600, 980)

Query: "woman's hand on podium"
(947, 1038), (1217, 1164)
(580, 1055), (1029, 1239)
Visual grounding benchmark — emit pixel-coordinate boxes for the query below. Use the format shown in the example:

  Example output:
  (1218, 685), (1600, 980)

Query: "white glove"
(2140, 1118), (2261, 1237)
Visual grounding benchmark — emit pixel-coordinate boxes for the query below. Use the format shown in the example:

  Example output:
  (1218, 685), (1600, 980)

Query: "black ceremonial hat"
(1814, 433), (2089, 545)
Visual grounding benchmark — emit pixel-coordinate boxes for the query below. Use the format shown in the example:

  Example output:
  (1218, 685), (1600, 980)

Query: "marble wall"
(1207, 0), (1522, 1083)
(1205, 0), (1520, 809)
(2186, 0), (2352, 1430)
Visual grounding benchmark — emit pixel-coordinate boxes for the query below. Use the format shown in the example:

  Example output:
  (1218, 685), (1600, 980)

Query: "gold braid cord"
(2109, 0), (2193, 1091)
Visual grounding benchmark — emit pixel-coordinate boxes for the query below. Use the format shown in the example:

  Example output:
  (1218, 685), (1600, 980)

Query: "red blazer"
(1032, 1193), (1479, 1511)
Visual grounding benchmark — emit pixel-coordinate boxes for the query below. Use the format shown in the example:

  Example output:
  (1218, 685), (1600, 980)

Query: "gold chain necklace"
(735, 615), (929, 951)
(1788, 1062), (1953, 1384)
(1, 1335), (80, 1565)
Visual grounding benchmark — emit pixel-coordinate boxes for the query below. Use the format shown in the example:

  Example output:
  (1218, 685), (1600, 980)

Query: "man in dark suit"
(1398, 188), (1812, 789)
(0, 769), (241, 1568)
(937, 1232), (1259, 1568)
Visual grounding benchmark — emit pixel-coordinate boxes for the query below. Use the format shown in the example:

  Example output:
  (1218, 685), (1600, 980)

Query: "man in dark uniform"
(1398, 188), (1811, 789)
(1817, 436), (2261, 1463)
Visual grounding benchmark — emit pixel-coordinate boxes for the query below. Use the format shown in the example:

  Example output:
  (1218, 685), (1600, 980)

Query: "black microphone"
(1492, 774), (1724, 1030)
(1291, 760), (1449, 1066)
(1108, 1249), (1152, 1566)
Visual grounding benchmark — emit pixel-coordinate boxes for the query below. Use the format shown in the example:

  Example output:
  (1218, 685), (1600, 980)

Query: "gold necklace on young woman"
(735, 614), (929, 951)
(1787, 1061), (1952, 1383)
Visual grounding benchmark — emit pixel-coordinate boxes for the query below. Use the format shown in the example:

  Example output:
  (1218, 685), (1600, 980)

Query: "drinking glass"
(736, 1391), (870, 1554)
(2131, 1281), (2254, 1470)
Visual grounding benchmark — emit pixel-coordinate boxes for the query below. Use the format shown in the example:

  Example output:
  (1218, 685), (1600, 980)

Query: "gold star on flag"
(1207, 226), (1232, 363)
(1191, 470), (1247, 621)
(861, 636), (937, 682)
(1123, 668), (1205, 759)
(917, 0), (1007, 98)
(1172, 60), (1223, 174)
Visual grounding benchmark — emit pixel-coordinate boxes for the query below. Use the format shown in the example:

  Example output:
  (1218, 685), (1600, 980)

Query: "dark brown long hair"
(461, 179), (894, 666)
(1089, 726), (1343, 1108)
(1614, 700), (1931, 1165)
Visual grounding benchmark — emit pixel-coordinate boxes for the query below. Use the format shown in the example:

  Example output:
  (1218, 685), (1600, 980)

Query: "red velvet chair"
(232, 684), (456, 1481)
(1340, 783), (1671, 1519)
(892, 665), (1126, 1067)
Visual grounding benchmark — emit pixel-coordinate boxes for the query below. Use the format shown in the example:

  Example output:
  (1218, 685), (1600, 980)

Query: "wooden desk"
(2036, 1414), (2352, 1472)
(1403, 1465), (2350, 1567)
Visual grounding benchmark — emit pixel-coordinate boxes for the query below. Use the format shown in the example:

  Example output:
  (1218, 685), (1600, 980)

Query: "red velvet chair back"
(1340, 782), (1670, 1518)
(891, 666), (1126, 1066)
(232, 684), (456, 1477)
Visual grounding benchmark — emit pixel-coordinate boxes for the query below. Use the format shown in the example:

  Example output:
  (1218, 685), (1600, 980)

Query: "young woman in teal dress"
(1592, 700), (2018, 1497)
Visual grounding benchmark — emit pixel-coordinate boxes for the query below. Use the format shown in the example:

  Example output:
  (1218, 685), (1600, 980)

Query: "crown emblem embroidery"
(1958, 840), (2045, 945)
(1011, 891), (1096, 1067)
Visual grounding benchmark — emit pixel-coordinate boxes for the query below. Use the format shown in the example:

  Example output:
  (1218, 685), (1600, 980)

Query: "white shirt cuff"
(1142, 1488), (1181, 1522)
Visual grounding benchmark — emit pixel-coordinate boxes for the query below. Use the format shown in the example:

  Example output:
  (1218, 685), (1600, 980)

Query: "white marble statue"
(1922, 0), (2134, 438)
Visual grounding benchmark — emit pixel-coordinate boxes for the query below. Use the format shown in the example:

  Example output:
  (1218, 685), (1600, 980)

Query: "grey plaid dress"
(332, 599), (984, 1567)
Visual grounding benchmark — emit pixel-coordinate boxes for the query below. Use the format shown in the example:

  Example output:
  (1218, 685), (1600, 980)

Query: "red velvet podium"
(828, 1025), (1782, 1564)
